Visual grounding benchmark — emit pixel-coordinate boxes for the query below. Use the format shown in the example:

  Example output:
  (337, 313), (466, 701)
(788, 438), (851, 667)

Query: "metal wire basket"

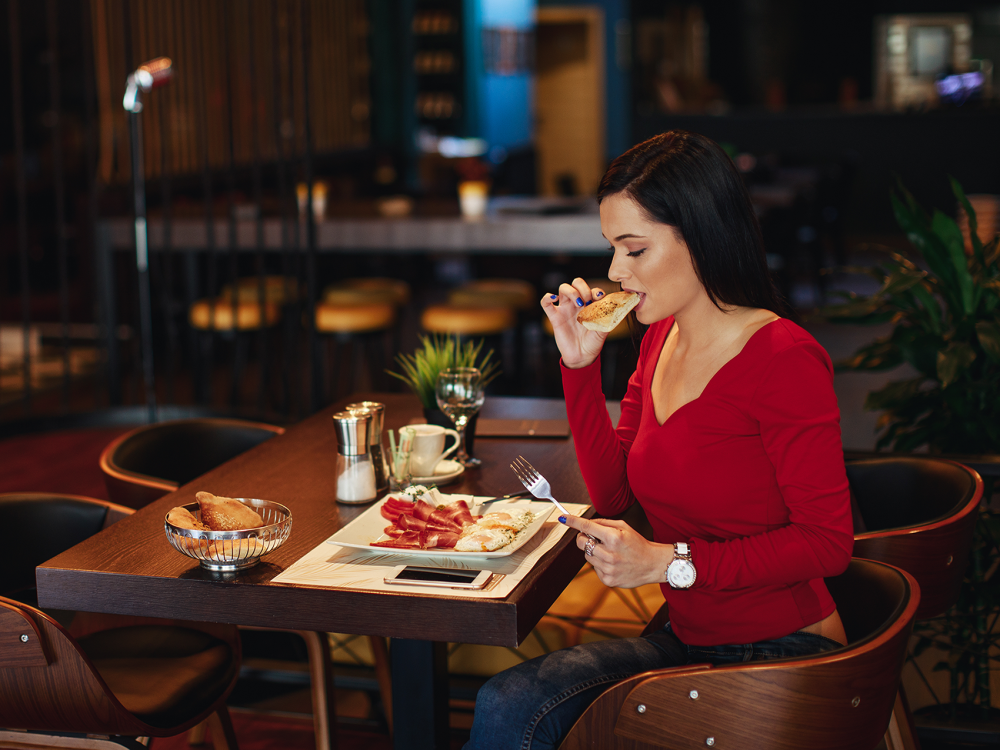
(165, 498), (292, 572)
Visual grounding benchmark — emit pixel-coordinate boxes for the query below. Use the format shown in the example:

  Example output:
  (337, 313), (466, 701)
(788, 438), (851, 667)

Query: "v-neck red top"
(562, 317), (853, 646)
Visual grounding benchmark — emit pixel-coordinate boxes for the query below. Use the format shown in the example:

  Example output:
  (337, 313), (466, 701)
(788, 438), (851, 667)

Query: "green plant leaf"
(864, 377), (928, 412)
(951, 176), (985, 264)
(881, 266), (926, 296)
(819, 297), (886, 320)
(835, 337), (903, 372)
(931, 210), (976, 316)
(387, 334), (502, 409)
(976, 320), (1000, 363)
(908, 280), (944, 335)
(936, 342), (977, 388)
(892, 193), (963, 312)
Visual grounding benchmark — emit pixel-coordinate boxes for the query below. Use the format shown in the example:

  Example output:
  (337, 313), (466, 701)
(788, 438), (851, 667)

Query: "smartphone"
(383, 565), (493, 590)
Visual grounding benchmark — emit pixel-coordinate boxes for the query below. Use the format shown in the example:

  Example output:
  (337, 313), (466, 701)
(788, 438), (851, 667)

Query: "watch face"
(667, 560), (696, 589)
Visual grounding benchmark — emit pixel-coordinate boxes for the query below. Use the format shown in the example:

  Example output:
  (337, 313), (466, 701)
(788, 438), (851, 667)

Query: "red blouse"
(561, 317), (853, 646)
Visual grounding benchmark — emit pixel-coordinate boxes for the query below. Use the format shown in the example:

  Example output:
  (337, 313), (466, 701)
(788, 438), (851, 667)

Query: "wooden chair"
(99, 418), (285, 510)
(99, 422), (393, 746)
(558, 559), (921, 750)
(0, 493), (241, 750)
(848, 456), (983, 748)
(848, 456), (982, 620)
(314, 300), (398, 401)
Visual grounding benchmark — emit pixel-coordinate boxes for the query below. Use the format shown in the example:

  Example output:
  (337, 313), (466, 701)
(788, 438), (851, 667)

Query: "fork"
(511, 456), (601, 543)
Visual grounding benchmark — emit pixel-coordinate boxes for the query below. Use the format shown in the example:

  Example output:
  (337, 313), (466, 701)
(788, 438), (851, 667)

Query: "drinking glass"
(435, 367), (485, 467)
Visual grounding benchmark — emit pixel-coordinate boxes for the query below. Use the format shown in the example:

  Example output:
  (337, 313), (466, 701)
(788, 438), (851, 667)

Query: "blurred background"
(0, 0), (996, 440)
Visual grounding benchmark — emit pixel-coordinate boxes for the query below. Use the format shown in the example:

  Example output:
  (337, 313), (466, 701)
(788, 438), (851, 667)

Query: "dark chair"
(848, 456), (983, 748)
(559, 559), (920, 750)
(848, 456), (982, 620)
(98, 419), (392, 747)
(0, 493), (241, 750)
(99, 417), (285, 509)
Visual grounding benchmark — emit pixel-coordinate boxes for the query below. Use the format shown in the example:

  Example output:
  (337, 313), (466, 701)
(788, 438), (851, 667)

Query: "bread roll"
(576, 291), (640, 332)
(167, 506), (210, 531)
(196, 492), (265, 531)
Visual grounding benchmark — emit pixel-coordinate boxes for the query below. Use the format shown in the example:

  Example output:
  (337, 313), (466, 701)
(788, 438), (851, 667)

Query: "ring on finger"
(584, 538), (596, 557)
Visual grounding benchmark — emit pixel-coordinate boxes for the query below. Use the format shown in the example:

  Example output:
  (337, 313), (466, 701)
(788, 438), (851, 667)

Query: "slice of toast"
(576, 291), (639, 332)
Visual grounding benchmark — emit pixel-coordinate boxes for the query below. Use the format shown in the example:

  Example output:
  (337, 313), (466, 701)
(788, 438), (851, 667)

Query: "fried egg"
(476, 510), (534, 533)
(455, 526), (515, 552)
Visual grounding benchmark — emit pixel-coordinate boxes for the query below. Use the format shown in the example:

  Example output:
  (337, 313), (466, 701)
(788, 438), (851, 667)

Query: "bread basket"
(165, 498), (292, 572)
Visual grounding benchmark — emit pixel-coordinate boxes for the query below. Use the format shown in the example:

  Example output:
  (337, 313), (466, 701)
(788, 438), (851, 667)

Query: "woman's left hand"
(560, 515), (674, 589)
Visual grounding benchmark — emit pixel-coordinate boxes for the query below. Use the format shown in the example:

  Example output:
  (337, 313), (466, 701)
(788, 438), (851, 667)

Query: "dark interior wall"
(634, 109), (1000, 235)
(633, 0), (989, 110)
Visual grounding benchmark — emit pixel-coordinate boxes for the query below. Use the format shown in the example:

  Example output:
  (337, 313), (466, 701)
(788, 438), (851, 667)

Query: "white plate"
(410, 459), (464, 487)
(326, 497), (555, 558)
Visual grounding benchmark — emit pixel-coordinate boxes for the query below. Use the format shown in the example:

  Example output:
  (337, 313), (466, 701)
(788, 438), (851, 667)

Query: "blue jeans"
(464, 623), (843, 750)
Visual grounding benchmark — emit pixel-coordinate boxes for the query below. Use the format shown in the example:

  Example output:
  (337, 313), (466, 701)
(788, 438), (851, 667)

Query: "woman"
(465, 131), (853, 750)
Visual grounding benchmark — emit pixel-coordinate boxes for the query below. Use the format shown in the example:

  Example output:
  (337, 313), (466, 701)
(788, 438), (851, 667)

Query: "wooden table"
(36, 394), (594, 750)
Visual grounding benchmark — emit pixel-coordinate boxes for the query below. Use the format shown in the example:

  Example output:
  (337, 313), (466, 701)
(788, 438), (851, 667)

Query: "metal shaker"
(346, 401), (389, 495)
(331, 410), (378, 504)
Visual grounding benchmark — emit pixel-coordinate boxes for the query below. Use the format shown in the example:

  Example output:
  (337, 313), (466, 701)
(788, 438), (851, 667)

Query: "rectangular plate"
(326, 497), (555, 558)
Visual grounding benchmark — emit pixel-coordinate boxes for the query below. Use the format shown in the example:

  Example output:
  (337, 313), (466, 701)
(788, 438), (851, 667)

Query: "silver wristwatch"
(666, 542), (696, 589)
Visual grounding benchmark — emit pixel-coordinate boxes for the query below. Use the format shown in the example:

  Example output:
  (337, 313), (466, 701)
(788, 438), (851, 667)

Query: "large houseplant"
(823, 178), (1000, 718)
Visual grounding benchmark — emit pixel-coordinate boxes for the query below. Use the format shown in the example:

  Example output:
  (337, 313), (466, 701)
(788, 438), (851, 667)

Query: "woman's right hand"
(541, 278), (609, 369)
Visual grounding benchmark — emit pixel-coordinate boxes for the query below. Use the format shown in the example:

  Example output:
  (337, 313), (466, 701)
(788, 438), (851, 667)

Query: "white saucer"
(410, 459), (465, 487)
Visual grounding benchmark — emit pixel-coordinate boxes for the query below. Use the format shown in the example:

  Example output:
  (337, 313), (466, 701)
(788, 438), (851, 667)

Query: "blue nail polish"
(576, 297), (583, 307)
(596, 290), (605, 297)
(558, 516), (567, 523)
(586, 300), (593, 305)
(550, 294), (558, 300)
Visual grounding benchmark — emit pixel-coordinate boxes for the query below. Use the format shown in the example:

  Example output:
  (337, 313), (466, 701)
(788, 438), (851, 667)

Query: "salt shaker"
(332, 411), (378, 504)
(346, 401), (389, 495)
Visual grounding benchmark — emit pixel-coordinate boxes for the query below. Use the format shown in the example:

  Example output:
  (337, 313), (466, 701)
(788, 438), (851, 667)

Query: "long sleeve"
(561, 321), (668, 515)
(687, 340), (854, 591)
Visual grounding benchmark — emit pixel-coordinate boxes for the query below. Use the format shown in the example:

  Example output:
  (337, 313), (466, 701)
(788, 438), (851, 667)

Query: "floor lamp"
(123, 57), (172, 423)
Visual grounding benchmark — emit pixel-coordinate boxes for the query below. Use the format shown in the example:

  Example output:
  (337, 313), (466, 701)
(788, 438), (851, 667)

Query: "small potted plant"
(387, 334), (501, 454)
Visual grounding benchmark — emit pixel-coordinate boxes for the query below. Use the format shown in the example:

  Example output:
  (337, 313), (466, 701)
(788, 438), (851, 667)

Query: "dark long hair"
(598, 130), (789, 317)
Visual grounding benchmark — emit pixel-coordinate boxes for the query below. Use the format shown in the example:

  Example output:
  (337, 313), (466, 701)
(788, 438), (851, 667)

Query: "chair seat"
(190, 298), (280, 330)
(219, 275), (302, 305)
(449, 278), (536, 309)
(421, 304), (516, 336)
(315, 302), (396, 333)
(323, 277), (411, 307)
(80, 625), (236, 727)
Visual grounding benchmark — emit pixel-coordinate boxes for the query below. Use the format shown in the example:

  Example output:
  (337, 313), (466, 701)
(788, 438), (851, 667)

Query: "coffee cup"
(408, 424), (460, 476)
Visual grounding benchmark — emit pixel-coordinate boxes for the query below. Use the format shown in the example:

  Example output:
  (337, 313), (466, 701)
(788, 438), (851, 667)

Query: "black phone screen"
(396, 567), (482, 583)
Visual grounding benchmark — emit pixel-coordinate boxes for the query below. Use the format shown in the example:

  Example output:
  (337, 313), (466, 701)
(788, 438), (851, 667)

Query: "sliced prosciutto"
(373, 497), (480, 550)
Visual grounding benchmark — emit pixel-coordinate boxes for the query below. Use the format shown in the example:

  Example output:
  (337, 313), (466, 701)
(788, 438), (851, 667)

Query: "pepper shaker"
(332, 411), (378, 504)
(346, 401), (389, 495)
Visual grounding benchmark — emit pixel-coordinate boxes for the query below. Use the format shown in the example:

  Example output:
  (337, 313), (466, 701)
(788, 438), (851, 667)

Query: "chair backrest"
(100, 417), (284, 508)
(849, 456), (982, 619)
(0, 596), (155, 735)
(0, 493), (131, 605)
(0, 496), (240, 738)
(560, 559), (920, 750)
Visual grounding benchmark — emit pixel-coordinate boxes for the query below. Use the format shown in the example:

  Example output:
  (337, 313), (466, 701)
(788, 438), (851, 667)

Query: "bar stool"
(323, 276), (411, 308)
(447, 278), (535, 310)
(219, 274), (303, 305)
(189, 295), (282, 406)
(451, 279), (536, 386)
(314, 301), (397, 403)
